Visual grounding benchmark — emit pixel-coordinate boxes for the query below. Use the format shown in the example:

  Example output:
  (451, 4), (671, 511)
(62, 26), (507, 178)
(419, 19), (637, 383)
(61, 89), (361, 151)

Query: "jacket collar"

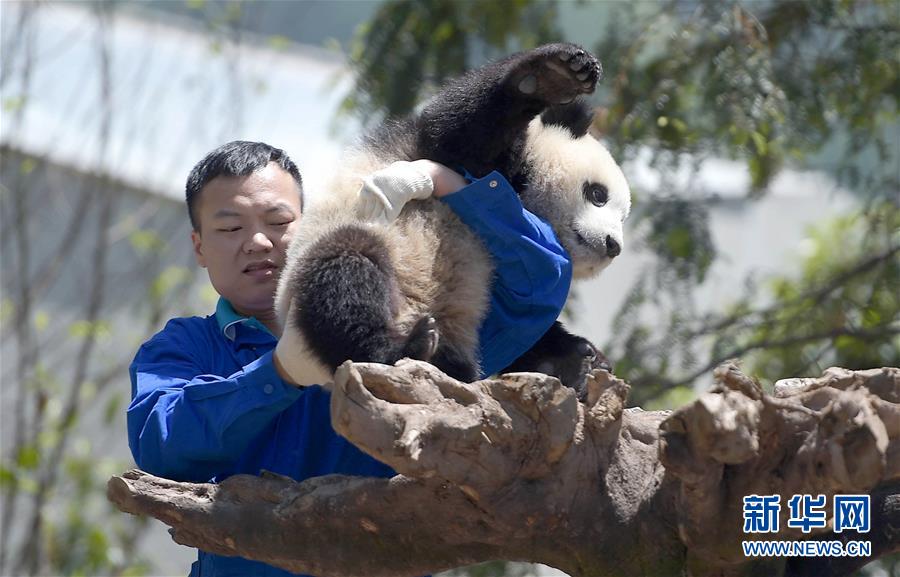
(214, 297), (274, 341)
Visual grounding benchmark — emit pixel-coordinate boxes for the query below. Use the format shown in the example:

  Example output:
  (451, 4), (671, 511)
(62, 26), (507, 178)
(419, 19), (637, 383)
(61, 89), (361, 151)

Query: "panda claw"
(569, 60), (583, 71)
(576, 341), (595, 358)
(558, 52), (573, 62)
(421, 317), (439, 358)
(576, 72), (589, 82)
(518, 74), (538, 95)
(401, 315), (440, 362)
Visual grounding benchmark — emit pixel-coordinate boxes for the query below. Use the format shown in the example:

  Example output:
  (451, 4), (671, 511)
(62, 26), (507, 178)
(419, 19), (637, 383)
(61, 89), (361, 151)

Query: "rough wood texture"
(108, 361), (900, 577)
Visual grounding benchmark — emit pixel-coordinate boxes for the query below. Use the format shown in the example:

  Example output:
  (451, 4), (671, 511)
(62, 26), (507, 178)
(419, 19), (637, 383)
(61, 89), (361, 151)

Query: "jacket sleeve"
(440, 171), (572, 377)
(127, 319), (302, 482)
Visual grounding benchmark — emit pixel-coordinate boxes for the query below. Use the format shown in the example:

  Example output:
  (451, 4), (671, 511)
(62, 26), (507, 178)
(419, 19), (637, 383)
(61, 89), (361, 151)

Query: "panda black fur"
(274, 43), (631, 396)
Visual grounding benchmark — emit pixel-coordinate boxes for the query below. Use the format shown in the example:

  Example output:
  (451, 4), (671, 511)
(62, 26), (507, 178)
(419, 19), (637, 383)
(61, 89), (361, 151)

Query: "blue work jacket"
(128, 171), (571, 577)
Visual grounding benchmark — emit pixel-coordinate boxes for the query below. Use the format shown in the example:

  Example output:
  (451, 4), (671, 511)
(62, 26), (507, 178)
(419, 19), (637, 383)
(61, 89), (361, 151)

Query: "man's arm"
(438, 170), (572, 377)
(128, 319), (302, 482)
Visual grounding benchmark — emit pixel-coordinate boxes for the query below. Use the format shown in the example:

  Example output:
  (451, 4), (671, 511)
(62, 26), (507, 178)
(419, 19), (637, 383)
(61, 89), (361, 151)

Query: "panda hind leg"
(292, 225), (437, 371)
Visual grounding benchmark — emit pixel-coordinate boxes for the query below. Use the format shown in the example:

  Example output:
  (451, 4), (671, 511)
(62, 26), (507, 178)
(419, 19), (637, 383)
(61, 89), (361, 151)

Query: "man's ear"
(191, 229), (207, 268)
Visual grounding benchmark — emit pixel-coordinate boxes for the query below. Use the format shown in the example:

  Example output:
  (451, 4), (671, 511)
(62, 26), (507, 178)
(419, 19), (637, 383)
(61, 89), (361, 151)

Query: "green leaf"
(200, 284), (219, 307)
(80, 381), (97, 403)
(267, 35), (291, 51)
(2, 96), (26, 112)
(17, 445), (39, 470)
(38, 428), (61, 452)
(666, 226), (693, 259)
(150, 266), (191, 302)
(34, 310), (50, 333)
(0, 298), (14, 324)
(670, 118), (688, 133)
(0, 465), (16, 490)
(20, 158), (36, 175)
(750, 131), (768, 155)
(128, 230), (165, 255)
(103, 393), (122, 426)
(68, 320), (111, 340)
(434, 21), (455, 43)
(645, 385), (696, 411)
(18, 476), (38, 494)
(87, 527), (110, 567)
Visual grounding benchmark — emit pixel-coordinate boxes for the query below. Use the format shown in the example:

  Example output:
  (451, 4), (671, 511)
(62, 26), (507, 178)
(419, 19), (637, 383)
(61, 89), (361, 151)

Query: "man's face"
(191, 162), (302, 317)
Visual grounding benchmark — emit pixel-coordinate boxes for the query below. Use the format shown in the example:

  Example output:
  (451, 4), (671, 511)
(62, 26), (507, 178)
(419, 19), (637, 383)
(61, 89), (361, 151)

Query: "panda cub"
(275, 43), (631, 397)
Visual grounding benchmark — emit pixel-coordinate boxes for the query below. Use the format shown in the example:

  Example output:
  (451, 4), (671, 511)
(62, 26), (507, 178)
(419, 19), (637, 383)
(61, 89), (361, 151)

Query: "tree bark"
(108, 361), (900, 577)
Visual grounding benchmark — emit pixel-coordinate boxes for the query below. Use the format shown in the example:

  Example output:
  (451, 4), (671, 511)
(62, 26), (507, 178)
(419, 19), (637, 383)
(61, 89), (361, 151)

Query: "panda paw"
(511, 43), (602, 104)
(549, 338), (612, 401)
(500, 321), (615, 400)
(522, 338), (611, 401)
(400, 315), (440, 363)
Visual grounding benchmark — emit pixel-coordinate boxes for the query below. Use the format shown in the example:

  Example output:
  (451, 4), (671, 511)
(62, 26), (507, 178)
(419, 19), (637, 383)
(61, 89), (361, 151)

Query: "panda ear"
(540, 99), (595, 139)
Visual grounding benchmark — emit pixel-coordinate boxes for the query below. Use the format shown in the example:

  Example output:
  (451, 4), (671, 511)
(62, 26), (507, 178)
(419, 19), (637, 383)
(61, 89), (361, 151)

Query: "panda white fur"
(274, 43), (631, 395)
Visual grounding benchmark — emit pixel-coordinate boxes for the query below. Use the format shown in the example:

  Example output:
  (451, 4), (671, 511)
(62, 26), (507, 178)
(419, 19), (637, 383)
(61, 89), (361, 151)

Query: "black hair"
(185, 140), (303, 231)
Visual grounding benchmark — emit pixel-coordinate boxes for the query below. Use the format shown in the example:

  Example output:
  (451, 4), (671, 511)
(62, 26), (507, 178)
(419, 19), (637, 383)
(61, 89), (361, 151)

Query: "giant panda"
(274, 43), (631, 397)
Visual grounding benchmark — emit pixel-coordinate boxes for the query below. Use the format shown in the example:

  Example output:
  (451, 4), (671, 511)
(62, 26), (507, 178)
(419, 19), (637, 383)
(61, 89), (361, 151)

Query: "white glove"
(356, 161), (434, 224)
(274, 318), (334, 388)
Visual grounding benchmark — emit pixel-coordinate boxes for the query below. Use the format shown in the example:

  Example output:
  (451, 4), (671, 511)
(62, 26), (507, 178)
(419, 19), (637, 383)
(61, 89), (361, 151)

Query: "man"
(128, 140), (571, 576)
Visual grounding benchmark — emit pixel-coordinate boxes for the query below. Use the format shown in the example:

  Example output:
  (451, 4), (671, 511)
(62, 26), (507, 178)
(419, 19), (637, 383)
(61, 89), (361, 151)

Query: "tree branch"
(109, 362), (899, 577)
(667, 324), (900, 390)
(685, 245), (900, 340)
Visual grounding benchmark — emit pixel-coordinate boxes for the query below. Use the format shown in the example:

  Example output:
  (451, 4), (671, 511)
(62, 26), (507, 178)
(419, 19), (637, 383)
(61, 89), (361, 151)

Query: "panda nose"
(605, 236), (621, 258)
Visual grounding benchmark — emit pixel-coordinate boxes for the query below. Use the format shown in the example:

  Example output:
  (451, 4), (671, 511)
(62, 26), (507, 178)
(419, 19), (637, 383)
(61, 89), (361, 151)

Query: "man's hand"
(273, 322), (333, 388)
(356, 160), (468, 224)
(356, 161), (434, 224)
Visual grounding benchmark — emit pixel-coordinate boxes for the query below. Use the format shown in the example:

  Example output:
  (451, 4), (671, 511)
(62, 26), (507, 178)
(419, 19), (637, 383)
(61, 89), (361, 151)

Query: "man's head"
(187, 141), (303, 319)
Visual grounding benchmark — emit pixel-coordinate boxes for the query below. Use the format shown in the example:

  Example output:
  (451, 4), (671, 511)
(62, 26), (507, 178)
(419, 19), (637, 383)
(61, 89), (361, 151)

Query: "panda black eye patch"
(583, 182), (609, 207)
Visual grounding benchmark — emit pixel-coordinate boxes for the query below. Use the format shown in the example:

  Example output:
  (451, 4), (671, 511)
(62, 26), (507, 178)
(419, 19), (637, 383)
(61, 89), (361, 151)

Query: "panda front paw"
(547, 338), (612, 401)
(502, 325), (613, 402)
(510, 43), (602, 104)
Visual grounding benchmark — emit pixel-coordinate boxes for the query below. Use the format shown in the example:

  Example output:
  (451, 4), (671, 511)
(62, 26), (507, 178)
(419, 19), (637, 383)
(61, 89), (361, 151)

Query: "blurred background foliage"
(1, 0), (897, 575)
(340, 0), (561, 119)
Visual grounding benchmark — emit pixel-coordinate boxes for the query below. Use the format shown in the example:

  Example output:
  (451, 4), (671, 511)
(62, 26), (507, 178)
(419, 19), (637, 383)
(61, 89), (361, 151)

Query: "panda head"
(521, 101), (631, 279)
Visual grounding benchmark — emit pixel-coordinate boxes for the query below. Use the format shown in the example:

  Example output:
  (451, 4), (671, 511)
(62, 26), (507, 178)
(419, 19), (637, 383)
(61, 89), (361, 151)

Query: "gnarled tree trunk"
(108, 361), (900, 577)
